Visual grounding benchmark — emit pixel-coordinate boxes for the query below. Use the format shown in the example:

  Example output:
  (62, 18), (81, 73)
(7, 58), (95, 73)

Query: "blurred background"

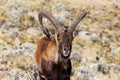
(0, 0), (120, 80)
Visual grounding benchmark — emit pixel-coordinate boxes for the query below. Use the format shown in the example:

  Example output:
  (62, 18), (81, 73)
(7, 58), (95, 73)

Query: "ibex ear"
(43, 28), (51, 39)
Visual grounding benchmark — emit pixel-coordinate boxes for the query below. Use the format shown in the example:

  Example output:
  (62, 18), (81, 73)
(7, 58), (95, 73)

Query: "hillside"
(0, 0), (120, 80)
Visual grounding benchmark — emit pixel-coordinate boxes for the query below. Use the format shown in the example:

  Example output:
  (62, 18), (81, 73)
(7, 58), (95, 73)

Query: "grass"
(0, 0), (120, 79)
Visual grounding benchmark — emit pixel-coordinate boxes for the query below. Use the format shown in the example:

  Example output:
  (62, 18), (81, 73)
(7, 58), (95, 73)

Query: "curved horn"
(38, 10), (63, 33)
(68, 11), (87, 33)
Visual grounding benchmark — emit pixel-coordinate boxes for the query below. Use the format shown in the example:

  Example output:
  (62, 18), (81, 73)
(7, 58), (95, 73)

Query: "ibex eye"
(57, 34), (60, 41)
(57, 34), (59, 37)
(64, 30), (67, 32)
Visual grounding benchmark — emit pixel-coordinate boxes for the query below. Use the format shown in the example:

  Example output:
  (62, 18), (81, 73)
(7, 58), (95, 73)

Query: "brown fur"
(34, 10), (87, 80)
(34, 35), (72, 80)
(34, 36), (56, 70)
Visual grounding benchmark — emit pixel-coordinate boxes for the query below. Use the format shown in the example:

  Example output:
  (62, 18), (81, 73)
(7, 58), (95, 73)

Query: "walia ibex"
(34, 10), (87, 80)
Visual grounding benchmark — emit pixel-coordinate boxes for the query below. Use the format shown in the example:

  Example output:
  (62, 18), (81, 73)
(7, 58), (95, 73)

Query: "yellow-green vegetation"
(0, 0), (120, 80)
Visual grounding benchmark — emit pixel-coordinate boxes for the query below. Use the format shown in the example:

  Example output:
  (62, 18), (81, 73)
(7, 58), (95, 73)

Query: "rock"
(90, 33), (100, 42)
(20, 42), (35, 56)
(27, 27), (41, 36)
(112, 1), (119, 9)
(5, 0), (22, 8)
(24, 48), (35, 57)
(54, 3), (67, 10)
(113, 19), (120, 28)
(8, 69), (28, 80)
(14, 0), (22, 3)
(109, 43), (117, 54)
(96, 8), (105, 15)
(0, 45), (4, 51)
(11, 48), (24, 55)
(2, 48), (13, 58)
(89, 28), (97, 33)
(1, 56), (8, 64)
(9, 69), (20, 79)
(14, 38), (21, 47)
(102, 36), (110, 42)
(79, 24), (89, 31)
(60, 11), (71, 19)
(2, 46), (25, 59)
(71, 66), (91, 80)
(113, 66), (120, 74)
(17, 7), (31, 13)
(27, 11), (38, 21)
(102, 21), (112, 28)
(82, 48), (98, 62)
(78, 31), (90, 41)
(97, 64), (110, 75)
(5, 2), (17, 8)
(75, 66), (89, 75)
(9, 11), (21, 22)
(53, 11), (71, 23)
(70, 51), (82, 64)
(7, 28), (19, 39)
(2, 48), (23, 60)
(27, 63), (41, 80)
(1, 22), (13, 30)
(20, 42), (34, 49)
(28, 63), (37, 70)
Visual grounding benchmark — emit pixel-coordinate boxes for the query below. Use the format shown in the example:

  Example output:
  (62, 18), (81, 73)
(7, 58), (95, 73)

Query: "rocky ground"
(0, 0), (120, 80)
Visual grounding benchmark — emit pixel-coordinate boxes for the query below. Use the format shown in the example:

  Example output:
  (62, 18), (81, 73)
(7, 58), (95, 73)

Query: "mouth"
(63, 51), (70, 57)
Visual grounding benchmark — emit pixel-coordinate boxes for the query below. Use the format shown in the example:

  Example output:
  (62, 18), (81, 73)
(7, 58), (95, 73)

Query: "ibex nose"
(64, 47), (69, 51)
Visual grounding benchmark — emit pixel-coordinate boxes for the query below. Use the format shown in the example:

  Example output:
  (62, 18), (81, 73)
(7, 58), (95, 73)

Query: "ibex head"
(38, 10), (87, 59)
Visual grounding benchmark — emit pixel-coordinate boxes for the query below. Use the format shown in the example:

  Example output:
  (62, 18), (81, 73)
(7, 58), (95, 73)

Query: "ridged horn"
(38, 10), (64, 34)
(68, 11), (87, 33)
